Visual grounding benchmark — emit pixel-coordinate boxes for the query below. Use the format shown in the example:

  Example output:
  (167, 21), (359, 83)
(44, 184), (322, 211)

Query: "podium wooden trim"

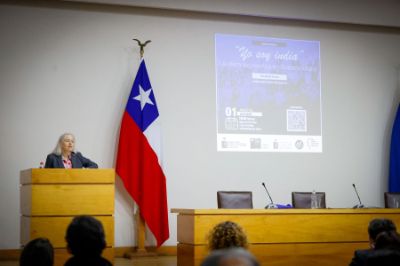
(171, 208), (400, 266)
(20, 169), (115, 266)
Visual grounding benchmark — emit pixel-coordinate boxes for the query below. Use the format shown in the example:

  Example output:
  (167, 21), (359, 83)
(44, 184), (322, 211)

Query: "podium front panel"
(21, 184), (114, 215)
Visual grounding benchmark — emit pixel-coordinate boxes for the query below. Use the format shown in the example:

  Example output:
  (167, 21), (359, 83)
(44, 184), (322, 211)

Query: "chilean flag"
(116, 59), (169, 246)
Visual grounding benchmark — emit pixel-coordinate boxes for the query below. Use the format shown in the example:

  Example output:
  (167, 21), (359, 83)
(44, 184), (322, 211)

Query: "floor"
(0, 256), (177, 266)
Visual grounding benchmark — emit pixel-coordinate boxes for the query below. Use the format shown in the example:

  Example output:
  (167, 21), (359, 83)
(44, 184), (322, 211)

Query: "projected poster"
(216, 34), (322, 152)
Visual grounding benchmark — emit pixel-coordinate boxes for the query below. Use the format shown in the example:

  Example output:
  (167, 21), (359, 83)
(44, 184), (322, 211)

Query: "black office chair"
(384, 192), (400, 208)
(292, 192), (326, 208)
(217, 191), (253, 209)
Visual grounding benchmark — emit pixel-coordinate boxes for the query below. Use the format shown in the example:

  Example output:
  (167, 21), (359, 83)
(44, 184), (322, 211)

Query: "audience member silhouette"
(208, 221), (248, 251)
(201, 248), (260, 266)
(20, 237), (54, 266)
(65, 215), (112, 266)
(365, 230), (400, 266)
(349, 218), (397, 266)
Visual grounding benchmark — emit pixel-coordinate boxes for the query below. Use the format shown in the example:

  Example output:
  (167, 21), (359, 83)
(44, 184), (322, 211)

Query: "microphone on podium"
(262, 182), (278, 209)
(352, 183), (365, 208)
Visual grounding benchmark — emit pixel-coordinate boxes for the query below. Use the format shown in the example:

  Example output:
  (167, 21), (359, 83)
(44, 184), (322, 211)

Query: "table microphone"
(352, 183), (365, 208)
(262, 182), (277, 209)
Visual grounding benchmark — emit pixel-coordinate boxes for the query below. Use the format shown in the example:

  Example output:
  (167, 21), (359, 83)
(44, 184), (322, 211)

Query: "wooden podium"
(20, 169), (115, 266)
(171, 208), (400, 266)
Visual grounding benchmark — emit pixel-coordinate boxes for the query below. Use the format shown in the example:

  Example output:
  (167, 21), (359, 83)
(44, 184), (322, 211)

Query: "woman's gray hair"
(53, 133), (75, 155)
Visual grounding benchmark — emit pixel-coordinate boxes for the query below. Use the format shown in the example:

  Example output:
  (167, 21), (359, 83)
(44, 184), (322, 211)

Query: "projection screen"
(216, 34), (322, 152)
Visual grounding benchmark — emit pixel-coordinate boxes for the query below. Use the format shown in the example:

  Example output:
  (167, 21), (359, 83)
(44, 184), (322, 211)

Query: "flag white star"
(133, 85), (154, 110)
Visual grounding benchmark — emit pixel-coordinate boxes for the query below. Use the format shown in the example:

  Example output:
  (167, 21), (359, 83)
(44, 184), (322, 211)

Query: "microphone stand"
(352, 183), (365, 208)
(262, 182), (278, 209)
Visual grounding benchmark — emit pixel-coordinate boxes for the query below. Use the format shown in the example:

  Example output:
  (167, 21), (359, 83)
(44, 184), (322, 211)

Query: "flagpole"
(124, 38), (157, 258)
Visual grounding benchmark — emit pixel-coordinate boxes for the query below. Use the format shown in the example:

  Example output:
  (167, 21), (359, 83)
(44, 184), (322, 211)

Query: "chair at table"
(384, 192), (400, 208)
(292, 192), (326, 208)
(217, 191), (253, 209)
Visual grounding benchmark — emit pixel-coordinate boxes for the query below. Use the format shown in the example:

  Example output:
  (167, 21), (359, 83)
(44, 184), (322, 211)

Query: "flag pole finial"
(133, 39), (151, 58)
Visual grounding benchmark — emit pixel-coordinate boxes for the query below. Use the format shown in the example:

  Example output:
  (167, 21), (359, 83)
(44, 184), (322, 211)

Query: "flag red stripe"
(116, 111), (169, 246)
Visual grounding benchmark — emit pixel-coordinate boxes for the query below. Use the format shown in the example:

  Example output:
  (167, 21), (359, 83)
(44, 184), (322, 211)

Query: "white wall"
(71, 0), (400, 27)
(0, 2), (400, 249)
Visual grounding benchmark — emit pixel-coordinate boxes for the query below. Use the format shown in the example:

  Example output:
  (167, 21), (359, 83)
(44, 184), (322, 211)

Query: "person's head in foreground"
(368, 218), (397, 249)
(20, 238), (54, 266)
(66, 215), (107, 257)
(208, 221), (248, 251)
(201, 248), (260, 266)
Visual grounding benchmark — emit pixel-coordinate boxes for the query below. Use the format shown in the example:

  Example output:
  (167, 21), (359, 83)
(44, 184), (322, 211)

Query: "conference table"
(171, 208), (400, 266)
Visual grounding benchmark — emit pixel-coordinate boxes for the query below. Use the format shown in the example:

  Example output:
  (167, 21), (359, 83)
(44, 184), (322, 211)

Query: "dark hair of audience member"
(66, 215), (106, 257)
(201, 248), (260, 266)
(208, 221), (248, 251)
(374, 230), (400, 250)
(20, 238), (54, 266)
(365, 230), (400, 266)
(368, 219), (397, 242)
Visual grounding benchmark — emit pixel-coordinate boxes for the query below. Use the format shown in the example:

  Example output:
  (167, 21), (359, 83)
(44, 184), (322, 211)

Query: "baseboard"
(0, 249), (20, 260)
(0, 246), (177, 260)
(114, 246), (177, 257)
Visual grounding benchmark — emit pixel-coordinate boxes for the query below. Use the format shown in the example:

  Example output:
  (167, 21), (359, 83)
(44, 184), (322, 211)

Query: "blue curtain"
(389, 103), (400, 192)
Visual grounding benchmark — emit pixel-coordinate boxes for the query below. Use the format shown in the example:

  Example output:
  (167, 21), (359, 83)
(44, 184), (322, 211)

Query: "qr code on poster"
(287, 109), (307, 132)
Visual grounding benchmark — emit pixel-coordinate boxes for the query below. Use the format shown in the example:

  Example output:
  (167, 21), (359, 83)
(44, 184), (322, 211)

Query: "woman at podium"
(45, 133), (98, 168)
